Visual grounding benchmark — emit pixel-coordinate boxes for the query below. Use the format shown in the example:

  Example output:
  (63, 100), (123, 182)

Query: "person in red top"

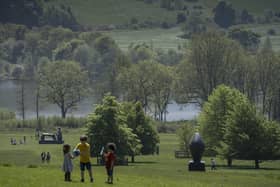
(104, 143), (116, 184)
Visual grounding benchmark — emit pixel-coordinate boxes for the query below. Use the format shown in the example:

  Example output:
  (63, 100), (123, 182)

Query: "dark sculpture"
(188, 132), (205, 171)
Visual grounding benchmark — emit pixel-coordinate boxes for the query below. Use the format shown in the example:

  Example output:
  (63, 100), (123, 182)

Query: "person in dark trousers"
(104, 143), (116, 184)
(46, 152), (51, 163)
(41, 152), (46, 163)
(75, 135), (94, 183)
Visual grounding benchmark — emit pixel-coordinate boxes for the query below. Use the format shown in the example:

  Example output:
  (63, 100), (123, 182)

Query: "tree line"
(1, 23), (280, 123)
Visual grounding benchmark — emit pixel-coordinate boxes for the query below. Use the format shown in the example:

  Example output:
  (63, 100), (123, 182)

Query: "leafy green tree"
(225, 100), (280, 169)
(92, 35), (126, 96)
(118, 60), (156, 113)
(87, 95), (141, 158)
(213, 1), (235, 28)
(228, 28), (260, 52)
(181, 13), (206, 38)
(128, 43), (156, 64)
(39, 61), (89, 118)
(175, 32), (245, 105)
(42, 5), (79, 30)
(177, 121), (196, 155)
(123, 102), (159, 162)
(53, 39), (85, 60)
(255, 37), (279, 116)
(199, 85), (248, 166)
(151, 64), (173, 121)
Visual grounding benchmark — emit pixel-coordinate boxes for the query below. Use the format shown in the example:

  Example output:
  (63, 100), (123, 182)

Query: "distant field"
(238, 23), (280, 51)
(0, 129), (280, 187)
(47, 0), (177, 26)
(46, 0), (280, 27)
(105, 27), (187, 51)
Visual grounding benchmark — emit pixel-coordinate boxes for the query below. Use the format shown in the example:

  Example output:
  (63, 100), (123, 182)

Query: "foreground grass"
(0, 129), (279, 187)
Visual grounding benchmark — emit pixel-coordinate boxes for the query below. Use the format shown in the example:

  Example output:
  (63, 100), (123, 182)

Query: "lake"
(0, 80), (200, 121)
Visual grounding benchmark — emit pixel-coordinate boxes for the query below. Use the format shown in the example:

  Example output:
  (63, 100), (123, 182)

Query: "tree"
(151, 64), (173, 121)
(181, 13), (206, 38)
(225, 100), (280, 169)
(39, 61), (89, 118)
(87, 95), (141, 158)
(118, 60), (156, 113)
(0, 0), (44, 27)
(91, 35), (126, 96)
(213, 1), (236, 28)
(255, 37), (279, 116)
(175, 31), (245, 105)
(199, 85), (248, 166)
(228, 28), (260, 52)
(177, 121), (196, 155)
(124, 102), (159, 162)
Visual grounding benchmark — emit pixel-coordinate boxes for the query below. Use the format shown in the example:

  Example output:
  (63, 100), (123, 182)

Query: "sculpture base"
(188, 160), (205, 171)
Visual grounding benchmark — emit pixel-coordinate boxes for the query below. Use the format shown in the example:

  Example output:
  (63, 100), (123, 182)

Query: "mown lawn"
(0, 129), (279, 187)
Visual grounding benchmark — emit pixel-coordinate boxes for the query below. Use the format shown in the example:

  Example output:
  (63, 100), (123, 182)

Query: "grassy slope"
(0, 129), (279, 187)
(48, 0), (280, 26)
(48, 0), (177, 25)
(105, 27), (187, 51)
(202, 0), (280, 15)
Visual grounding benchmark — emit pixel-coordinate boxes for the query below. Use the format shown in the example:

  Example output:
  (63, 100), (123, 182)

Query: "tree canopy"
(39, 60), (89, 118)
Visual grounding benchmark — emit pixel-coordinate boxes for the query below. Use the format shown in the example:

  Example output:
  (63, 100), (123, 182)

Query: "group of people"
(10, 136), (26, 145)
(62, 135), (116, 184)
(41, 152), (51, 163)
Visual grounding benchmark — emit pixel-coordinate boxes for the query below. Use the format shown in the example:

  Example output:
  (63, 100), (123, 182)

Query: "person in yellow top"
(75, 135), (93, 183)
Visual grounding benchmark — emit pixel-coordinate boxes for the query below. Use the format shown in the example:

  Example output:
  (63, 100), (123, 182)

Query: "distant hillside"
(202, 0), (280, 15)
(47, 0), (178, 26)
(47, 0), (280, 27)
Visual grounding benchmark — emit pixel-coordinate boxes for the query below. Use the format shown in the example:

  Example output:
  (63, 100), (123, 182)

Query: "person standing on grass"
(62, 144), (74, 182)
(75, 135), (94, 183)
(104, 143), (116, 184)
(41, 152), (46, 162)
(211, 158), (216, 170)
(46, 152), (51, 163)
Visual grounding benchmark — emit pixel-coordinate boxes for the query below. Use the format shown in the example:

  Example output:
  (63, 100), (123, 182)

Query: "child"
(104, 143), (116, 184)
(46, 152), (51, 163)
(41, 152), (46, 163)
(75, 135), (93, 183)
(62, 144), (74, 182)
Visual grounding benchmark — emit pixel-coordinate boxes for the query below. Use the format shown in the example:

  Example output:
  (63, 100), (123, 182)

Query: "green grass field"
(47, 0), (177, 26)
(0, 129), (280, 187)
(47, 0), (280, 26)
(105, 27), (187, 51)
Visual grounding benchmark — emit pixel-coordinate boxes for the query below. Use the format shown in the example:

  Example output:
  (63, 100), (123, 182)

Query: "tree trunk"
(131, 155), (135, 163)
(255, 160), (260, 169)
(61, 106), (66, 118)
(227, 158), (232, 167)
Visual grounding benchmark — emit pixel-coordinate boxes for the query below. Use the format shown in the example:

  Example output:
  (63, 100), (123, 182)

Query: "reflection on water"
(0, 80), (200, 121)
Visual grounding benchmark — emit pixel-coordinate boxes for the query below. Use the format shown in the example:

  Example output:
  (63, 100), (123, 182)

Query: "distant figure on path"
(23, 136), (26, 144)
(211, 158), (216, 170)
(75, 135), (94, 183)
(10, 138), (13, 145)
(62, 144), (74, 182)
(41, 152), (46, 162)
(46, 152), (51, 163)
